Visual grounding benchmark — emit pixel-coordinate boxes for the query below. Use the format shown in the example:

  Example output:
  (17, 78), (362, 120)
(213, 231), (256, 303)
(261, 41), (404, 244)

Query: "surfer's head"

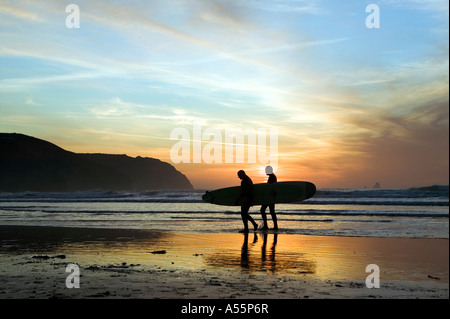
(265, 166), (273, 175)
(237, 170), (246, 179)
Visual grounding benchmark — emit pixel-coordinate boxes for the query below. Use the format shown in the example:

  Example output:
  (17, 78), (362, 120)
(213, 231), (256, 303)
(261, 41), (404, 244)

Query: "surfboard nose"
(305, 183), (316, 199)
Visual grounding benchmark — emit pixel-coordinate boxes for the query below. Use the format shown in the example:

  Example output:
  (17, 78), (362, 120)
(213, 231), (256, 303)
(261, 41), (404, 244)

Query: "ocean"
(0, 185), (448, 239)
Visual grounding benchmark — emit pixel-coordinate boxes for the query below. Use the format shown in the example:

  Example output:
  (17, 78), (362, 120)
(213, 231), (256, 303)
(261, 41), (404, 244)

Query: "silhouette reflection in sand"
(206, 232), (316, 275)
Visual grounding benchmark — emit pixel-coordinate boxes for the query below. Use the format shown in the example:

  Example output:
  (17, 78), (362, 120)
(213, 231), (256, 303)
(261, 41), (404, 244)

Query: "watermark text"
(170, 121), (278, 169)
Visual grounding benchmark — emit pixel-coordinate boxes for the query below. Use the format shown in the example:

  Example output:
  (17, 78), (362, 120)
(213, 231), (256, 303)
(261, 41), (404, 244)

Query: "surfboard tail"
(202, 191), (213, 203)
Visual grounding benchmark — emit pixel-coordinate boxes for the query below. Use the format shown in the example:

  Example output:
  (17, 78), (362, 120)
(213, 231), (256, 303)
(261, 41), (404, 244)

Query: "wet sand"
(0, 225), (448, 299)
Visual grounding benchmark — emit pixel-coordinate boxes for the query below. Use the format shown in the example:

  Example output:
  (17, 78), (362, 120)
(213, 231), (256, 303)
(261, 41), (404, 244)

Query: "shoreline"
(0, 225), (448, 299)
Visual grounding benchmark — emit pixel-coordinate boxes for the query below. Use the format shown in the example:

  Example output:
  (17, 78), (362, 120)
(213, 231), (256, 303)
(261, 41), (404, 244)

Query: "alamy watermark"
(66, 263), (80, 288)
(65, 4), (80, 29)
(64, 4), (380, 30)
(365, 264), (380, 288)
(170, 121), (278, 170)
(366, 4), (380, 29)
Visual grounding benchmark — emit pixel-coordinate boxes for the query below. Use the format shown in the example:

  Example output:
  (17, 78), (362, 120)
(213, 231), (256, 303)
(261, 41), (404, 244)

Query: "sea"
(0, 186), (448, 239)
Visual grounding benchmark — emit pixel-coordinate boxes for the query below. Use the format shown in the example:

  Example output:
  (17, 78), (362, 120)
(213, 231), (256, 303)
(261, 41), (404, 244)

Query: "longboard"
(202, 181), (316, 206)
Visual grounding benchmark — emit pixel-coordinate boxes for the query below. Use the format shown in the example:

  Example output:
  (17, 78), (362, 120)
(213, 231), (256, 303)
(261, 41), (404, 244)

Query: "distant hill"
(0, 133), (193, 192)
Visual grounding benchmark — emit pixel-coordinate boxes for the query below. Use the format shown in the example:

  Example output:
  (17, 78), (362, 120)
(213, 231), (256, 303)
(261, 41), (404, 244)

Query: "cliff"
(0, 133), (193, 192)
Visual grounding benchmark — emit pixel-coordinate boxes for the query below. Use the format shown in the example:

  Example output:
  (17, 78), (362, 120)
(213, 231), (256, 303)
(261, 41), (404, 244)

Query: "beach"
(0, 225), (448, 300)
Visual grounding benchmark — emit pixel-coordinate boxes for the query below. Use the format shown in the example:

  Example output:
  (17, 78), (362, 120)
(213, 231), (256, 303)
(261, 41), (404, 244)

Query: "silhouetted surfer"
(236, 170), (258, 233)
(261, 166), (278, 230)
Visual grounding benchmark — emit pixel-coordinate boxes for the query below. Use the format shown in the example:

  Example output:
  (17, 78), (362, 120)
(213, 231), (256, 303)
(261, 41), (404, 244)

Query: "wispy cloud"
(0, 3), (44, 22)
(238, 0), (322, 14)
(88, 97), (209, 126)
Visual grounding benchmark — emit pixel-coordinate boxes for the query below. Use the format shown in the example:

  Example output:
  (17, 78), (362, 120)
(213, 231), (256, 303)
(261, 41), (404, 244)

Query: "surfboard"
(202, 181), (316, 206)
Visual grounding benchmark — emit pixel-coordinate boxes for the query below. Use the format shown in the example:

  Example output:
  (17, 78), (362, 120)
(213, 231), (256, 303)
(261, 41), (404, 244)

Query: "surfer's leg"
(260, 205), (269, 229)
(241, 205), (257, 231)
(240, 205), (251, 231)
(269, 204), (278, 230)
(247, 213), (258, 231)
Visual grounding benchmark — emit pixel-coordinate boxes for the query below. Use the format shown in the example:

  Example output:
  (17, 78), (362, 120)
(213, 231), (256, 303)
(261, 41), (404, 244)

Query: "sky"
(0, 0), (448, 190)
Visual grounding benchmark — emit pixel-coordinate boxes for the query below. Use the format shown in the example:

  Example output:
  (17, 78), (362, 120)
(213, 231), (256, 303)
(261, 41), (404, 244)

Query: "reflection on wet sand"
(206, 232), (316, 275)
(0, 225), (168, 254)
(1, 226), (446, 282)
(0, 226), (316, 276)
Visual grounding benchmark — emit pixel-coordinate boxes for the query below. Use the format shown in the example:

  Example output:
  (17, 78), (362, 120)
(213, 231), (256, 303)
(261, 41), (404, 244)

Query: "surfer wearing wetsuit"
(237, 170), (258, 232)
(261, 166), (278, 230)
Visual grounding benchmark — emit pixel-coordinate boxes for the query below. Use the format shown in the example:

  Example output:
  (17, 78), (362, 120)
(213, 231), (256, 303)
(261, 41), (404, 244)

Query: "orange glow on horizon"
(174, 162), (323, 190)
(48, 132), (447, 190)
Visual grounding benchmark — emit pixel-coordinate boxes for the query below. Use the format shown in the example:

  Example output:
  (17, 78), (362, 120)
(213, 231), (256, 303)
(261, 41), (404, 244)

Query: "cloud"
(0, 0), (342, 100)
(273, 97), (449, 188)
(332, 96), (449, 186)
(0, 3), (44, 22)
(87, 97), (208, 126)
(238, 0), (322, 14)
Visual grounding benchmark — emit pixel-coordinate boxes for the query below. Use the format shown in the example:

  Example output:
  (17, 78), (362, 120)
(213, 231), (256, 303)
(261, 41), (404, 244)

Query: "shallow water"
(0, 187), (448, 238)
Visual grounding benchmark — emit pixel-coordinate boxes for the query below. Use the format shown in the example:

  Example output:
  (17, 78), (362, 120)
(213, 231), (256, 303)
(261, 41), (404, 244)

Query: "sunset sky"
(1, 0), (448, 189)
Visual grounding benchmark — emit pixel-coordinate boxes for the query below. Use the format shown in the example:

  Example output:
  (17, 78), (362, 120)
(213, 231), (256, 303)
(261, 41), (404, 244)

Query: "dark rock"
(149, 250), (167, 254)
(32, 255), (50, 260)
(0, 133), (193, 192)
